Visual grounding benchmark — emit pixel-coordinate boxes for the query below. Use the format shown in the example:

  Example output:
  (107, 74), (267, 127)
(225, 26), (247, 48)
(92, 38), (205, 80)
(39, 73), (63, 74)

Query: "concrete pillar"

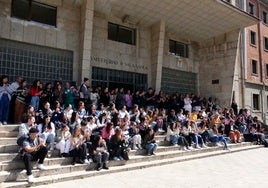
(151, 20), (165, 92)
(79, 0), (94, 83)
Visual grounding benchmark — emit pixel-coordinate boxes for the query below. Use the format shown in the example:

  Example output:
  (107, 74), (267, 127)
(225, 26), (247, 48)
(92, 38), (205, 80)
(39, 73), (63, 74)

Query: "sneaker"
(202, 144), (208, 148)
(103, 163), (109, 170)
(152, 152), (156, 155)
(47, 150), (52, 158)
(132, 146), (138, 150)
(137, 145), (143, 149)
(37, 164), (46, 170)
(27, 174), (34, 183)
(188, 146), (194, 150)
(113, 157), (120, 161)
(3, 121), (7, 125)
(119, 156), (124, 160)
(84, 159), (90, 164)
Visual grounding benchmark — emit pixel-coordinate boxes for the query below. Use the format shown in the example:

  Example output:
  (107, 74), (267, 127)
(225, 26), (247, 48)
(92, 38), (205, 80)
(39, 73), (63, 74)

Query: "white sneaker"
(202, 144), (208, 148)
(3, 121), (7, 125)
(37, 164), (46, 170)
(84, 159), (90, 164)
(195, 144), (201, 149)
(113, 157), (120, 161)
(132, 146), (138, 150)
(27, 174), (34, 183)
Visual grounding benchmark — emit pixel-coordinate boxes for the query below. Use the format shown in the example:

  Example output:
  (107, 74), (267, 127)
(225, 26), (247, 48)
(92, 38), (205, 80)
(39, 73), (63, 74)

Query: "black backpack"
(17, 135), (28, 147)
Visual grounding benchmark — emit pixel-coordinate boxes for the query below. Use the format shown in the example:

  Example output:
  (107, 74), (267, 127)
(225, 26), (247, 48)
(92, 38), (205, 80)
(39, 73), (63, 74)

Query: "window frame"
(251, 59), (258, 75)
(250, 30), (257, 46)
(253, 94), (260, 111)
(264, 37), (268, 51)
(11, 0), (57, 27)
(169, 39), (189, 58)
(249, 2), (255, 15)
(263, 11), (268, 24)
(108, 22), (136, 45)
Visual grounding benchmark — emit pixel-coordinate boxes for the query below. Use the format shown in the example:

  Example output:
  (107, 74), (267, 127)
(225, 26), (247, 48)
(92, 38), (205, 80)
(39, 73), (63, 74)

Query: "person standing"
(14, 79), (29, 123)
(0, 75), (13, 125)
(80, 78), (90, 111)
(29, 80), (42, 112)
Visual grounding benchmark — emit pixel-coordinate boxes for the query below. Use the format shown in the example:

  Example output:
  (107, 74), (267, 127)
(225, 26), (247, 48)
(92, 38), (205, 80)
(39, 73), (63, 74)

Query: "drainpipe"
(257, 1), (266, 123)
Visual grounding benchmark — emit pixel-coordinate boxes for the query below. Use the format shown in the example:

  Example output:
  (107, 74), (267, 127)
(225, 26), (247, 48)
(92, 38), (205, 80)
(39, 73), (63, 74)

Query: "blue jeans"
(170, 135), (179, 145)
(145, 143), (157, 155)
(30, 96), (40, 111)
(210, 135), (228, 148)
(0, 94), (10, 123)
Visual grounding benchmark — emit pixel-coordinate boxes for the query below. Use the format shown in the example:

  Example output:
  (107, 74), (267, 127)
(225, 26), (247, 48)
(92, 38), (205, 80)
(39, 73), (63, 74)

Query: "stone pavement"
(36, 147), (268, 188)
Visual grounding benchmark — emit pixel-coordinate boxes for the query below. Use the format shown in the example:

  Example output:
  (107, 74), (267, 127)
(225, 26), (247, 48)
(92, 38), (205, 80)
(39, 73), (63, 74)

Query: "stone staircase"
(0, 125), (263, 188)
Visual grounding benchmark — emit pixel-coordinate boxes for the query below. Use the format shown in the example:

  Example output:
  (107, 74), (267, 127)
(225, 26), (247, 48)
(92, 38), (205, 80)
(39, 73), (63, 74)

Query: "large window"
(92, 67), (147, 92)
(0, 38), (73, 84)
(251, 59), (258, 75)
(169, 40), (189, 58)
(250, 31), (256, 46)
(108, 22), (136, 45)
(11, 0), (57, 27)
(253, 94), (259, 110)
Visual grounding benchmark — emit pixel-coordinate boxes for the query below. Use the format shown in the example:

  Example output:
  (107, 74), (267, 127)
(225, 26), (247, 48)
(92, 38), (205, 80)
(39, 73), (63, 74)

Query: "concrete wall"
(0, 0), (81, 81)
(199, 30), (241, 107)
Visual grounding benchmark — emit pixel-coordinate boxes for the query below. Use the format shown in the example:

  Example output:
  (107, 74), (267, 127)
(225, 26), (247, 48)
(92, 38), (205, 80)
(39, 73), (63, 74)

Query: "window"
(250, 31), (256, 45)
(263, 11), (267, 24)
(169, 40), (189, 58)
(11, 0), (57, 27)
(253, 94), (259, 110)
(266, 64), (268, 77)
(249, 3), (254, 15)
(251, 59), (258, 75)
(108, 22), (136, 45)
(264, 37), (268, 51)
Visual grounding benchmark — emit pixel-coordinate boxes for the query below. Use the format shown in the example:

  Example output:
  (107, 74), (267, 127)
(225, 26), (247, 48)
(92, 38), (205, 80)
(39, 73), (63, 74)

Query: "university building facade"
(1, 0), (268, 121)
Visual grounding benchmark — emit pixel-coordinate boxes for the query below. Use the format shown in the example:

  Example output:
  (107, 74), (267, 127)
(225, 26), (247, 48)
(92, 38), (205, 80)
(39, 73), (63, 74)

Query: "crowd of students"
(1, 75), (266, 183)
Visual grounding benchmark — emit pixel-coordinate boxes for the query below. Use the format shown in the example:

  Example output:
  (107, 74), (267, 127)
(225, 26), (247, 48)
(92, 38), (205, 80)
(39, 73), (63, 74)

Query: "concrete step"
(0, 131), (18, 138)
(0, 144), (19, 153)
(0, 138), (17, 145)
(0, 144), (262, 188)
(0, 142), (259, 179)
(0, 125), (19, 132)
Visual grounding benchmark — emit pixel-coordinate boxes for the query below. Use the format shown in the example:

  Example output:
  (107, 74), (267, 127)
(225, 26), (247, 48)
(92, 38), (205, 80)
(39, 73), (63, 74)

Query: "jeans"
(145, 143), (157, 155)
(210, 135), (228, 148)
(30, 96), (40, 112)
(94, 151), (109, 164)
(40, 133), (55, 150)
(0, 94), (10, 123)
(170, 135), (179, 145)
(22, 147), (48, 175)
(69, 143), (87, 160)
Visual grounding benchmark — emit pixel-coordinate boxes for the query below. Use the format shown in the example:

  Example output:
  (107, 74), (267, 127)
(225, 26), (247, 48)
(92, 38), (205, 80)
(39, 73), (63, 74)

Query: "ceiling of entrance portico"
(94, 0), (258, 42)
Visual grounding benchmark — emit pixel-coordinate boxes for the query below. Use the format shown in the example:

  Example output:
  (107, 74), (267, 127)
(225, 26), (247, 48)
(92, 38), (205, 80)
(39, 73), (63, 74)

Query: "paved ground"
(38, 148), (268, 188)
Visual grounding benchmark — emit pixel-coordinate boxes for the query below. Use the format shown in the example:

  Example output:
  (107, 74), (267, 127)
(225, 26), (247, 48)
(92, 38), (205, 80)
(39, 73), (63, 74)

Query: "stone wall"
(0, 0), (81, 81)
(199, 30), (241, 107)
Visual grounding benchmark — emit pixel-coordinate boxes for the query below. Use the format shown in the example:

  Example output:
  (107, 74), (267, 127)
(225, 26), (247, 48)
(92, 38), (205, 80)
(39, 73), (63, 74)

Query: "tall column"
(80, 0), (94, 83)
(151, 20), (165, 92)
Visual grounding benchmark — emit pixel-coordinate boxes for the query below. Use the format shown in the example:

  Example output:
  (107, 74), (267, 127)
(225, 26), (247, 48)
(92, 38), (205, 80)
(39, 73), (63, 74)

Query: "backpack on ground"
(263, 139), (268, 147)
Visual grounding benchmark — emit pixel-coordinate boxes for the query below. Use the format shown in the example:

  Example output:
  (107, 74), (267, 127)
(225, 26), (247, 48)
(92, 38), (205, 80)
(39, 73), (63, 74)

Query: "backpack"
(264, 139), (268, 147)
(17, 135), (28, 147)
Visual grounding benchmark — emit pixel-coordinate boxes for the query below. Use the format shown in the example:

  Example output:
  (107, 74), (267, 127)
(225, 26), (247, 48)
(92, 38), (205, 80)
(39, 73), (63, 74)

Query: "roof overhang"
(95, 0), (259, 42)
